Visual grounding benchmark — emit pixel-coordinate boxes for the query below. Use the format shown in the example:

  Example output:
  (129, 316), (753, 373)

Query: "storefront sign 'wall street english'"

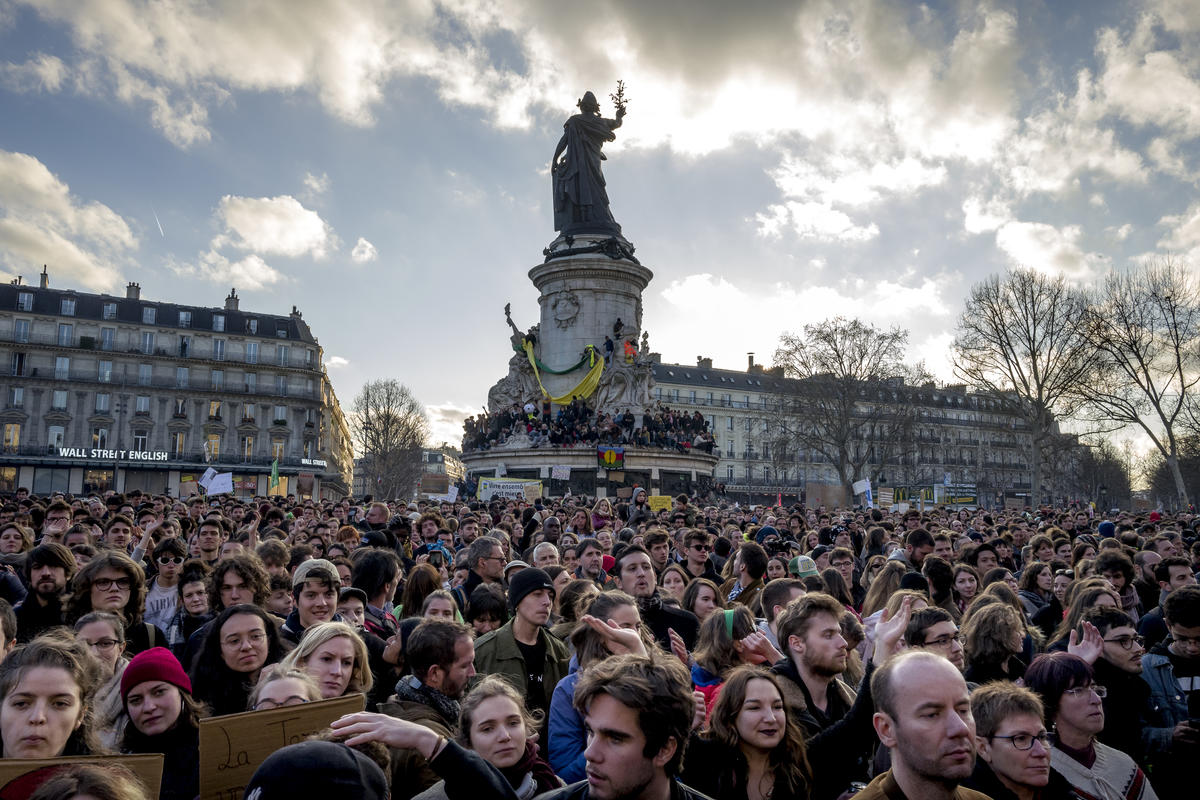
(56, 448), (170, 461)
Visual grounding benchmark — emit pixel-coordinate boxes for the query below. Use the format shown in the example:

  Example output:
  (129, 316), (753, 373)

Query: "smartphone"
(429, 551), (444, 568)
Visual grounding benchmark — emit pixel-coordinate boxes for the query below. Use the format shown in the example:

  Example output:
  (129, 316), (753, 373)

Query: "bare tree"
(351, 380), (429, 501)
(771, 317), (919, 501)
(1075, 438), (1133, 511)
(953, 269), (1092, 505)
(1081, 260), (1200, 509)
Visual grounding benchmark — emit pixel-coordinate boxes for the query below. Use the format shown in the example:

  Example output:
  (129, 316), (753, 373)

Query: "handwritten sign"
(199, 693), (364, 800)
(0, 754), (163, 800)
(647, 495), (673, 513)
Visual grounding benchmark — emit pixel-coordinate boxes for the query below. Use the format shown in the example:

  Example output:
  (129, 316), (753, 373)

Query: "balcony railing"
(0, 330), (321, 371)
(4, 368), (320, 400)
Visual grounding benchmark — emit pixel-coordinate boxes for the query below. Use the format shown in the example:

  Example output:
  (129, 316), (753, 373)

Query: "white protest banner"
(476, 477), (542, 501)
(551, 465), (571, 480)
(852, 479), (871, 496)
(198, 467), (218, 490)
(206, 472), (234, 495)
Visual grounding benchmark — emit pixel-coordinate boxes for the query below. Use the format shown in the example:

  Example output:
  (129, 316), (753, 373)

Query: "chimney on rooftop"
(40, 265), (48, 289)
(697, 356), (713, 369)
(126, 282), (140, 300)
(225, 288), (239, 311)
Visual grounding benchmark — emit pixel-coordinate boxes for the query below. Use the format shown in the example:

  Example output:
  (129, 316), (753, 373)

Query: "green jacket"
(472, 620), (570, 710)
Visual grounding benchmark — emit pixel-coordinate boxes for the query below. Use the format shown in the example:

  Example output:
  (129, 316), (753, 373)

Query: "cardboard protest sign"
(199, 693), (364, 800)
(647, 495), (673, 513)
(0, 754), (163, 800)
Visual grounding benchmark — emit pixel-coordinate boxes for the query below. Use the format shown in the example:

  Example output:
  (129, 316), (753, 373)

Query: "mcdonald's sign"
(597, 446), (625, 469)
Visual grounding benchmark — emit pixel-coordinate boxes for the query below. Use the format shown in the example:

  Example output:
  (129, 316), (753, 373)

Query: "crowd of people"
(0, 485), (1194, 800)
(463, 398), (717, 454)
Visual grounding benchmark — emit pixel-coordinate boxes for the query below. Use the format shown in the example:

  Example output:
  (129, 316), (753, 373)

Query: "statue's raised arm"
(552, 86), (628, 236)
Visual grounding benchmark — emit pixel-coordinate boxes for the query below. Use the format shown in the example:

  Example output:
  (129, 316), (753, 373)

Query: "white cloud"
(962, 196), (1013, 234)
(0, 149), (133, 290)
(303, 171), (330, 197)
(756, 201), (879, 243)
(1094, 12), (1200, 137)
(326, 356), (349, 368)
(0, 53), (67, 92)
(1156, 202), (1200, 263)
(655, 271), (953, 375)
(212, 195), (337, 259)
(426, 401), (476, 448)
(168, 251), (283, 291)
(351, 237), (378, 263)
(994, 220), (1106, 281)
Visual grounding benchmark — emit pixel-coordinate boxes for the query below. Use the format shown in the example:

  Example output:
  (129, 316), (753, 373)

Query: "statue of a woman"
(551, 91), (625, 235)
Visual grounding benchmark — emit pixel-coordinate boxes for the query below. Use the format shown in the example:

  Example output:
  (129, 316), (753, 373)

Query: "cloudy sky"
(3, 0), (1200, 446)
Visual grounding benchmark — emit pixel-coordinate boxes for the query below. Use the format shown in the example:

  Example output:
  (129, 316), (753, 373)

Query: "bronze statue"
(551, 84), (628, 235)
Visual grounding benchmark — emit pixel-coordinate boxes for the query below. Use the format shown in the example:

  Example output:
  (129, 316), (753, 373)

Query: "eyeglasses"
(1063, 684), (1107, 698)
(93, 577), (132, 591)
(253, 696), (310, 711)
(691, 544), (711, 552)
(480, 555), (505, 562)
(223, 631), (267, 648)
(1054, 569), (1074, 578)
(924, 633), (965, 648)
(82, 637), (121, 651)
(158, 556), (184, 565)
(991, 732), (1050, 750)
(1103, 634), (1144, 651)
(1171, 632), (1200, 647)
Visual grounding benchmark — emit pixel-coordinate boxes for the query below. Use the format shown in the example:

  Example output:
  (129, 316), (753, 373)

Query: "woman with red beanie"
(120, 647), (207, 800)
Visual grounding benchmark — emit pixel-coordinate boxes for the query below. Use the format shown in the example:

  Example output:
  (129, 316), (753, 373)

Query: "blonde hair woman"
(278, 622), (372, 700)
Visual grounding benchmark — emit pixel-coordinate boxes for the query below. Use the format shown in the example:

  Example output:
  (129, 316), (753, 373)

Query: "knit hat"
(809, 545), (831, 561)
(243, 740), (388, 800)
(899, 572), (929, 593)
(292, 558), (339, 588)
(507, 567), (555, 612)
(1097, 521), (1116, 539)
(789, 555), (819, 580)
(121, 647), (191, 700)
(755, 525), (780, 544)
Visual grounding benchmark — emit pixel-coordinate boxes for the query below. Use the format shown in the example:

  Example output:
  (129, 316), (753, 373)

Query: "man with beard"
(381, 620), (477, 799)
(1141, 584), (1200, 796)
(612, 545), (698, 653)
(574, 538), (611, 588)
(15, 542), (75, 641)
(1079, 606), (1164, 769)
(858, 650), (989, 800)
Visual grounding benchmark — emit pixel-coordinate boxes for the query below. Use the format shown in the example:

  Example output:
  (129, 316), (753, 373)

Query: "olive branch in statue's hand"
(610, 80), (629, 117)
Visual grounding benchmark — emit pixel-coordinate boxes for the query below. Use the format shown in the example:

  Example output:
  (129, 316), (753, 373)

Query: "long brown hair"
(398, 563), (441, 620)
(706, 666), (812, 796)
(693, 605), (755, 677)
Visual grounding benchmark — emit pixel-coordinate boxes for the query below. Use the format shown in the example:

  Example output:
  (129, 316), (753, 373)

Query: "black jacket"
(15, 595), (65, 643)
(640, 596), (700, 651)
(123, 721), (200, 800)
(681, 734), (807, 800)
(961, 756), (1078, 800)
(430, 738), (716, 800)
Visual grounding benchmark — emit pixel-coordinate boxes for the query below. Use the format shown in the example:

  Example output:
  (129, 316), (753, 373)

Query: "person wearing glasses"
(143, 537), (186, 632)
(66, 551), (165, 656)
(1024, 652), (1159, 800)
(966, 682), (1077, 799)
(73, 610), (129, 749)
(1140, 584), (1200, 796)
(904, 607), (966, 673)
(682, 529), (721, 584)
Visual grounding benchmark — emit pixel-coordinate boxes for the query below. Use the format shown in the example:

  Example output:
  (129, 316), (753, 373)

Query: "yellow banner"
(524, 341), (605, 404)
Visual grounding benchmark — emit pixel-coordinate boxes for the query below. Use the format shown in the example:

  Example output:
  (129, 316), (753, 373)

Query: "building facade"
(0, 273), (352, 499)
(651, 356), (1050, 509)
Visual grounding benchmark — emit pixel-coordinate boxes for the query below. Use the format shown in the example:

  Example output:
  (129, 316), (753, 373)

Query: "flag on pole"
(270, 459), (279, 488)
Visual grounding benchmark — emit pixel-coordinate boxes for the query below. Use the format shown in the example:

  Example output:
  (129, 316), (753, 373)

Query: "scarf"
(500, 741), (559, 796)
(637, 592), (662, 616)
(392, 675), (460, 726)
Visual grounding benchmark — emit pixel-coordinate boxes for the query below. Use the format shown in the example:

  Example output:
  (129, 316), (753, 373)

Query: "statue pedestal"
(528, 241), (652, 401)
